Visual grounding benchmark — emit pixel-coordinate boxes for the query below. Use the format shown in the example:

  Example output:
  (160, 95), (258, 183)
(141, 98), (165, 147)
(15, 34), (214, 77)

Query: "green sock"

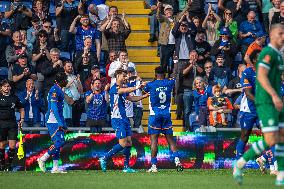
(243, 139), (269, 162)
(275, 143), (284, 171)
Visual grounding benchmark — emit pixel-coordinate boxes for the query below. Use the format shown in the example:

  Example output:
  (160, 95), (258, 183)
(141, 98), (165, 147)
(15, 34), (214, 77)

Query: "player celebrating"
(235, 49), (260, 159)
(233, 24), (284, 186)
(37, 72), (68, 173)
(143, 66), (183, 173)
(99, 69), (148, 173)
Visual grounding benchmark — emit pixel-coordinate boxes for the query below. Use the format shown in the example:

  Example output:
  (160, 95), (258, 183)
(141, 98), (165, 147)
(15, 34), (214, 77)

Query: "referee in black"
(0, 80), (24, 171)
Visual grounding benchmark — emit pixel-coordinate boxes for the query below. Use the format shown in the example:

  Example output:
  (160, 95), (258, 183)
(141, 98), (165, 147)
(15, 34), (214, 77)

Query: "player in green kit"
(233, 24), (284, 186)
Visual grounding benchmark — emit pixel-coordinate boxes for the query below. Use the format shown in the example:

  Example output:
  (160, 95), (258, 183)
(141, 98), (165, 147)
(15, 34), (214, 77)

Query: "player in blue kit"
(99, 69), (148, 173)
(143, 66), (183, 172)
(235, 50), (261, 160)
(37, 72), (68, 173)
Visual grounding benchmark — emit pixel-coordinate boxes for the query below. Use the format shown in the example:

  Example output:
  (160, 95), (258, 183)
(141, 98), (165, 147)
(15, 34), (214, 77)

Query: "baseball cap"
(220, 27), (230, 35)
(91, 65), (100, 70)
(127, 67), (135, 73)
(164, 4), (173, 11)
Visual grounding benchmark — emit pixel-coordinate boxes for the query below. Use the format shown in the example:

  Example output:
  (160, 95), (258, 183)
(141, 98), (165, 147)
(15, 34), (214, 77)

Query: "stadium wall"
(12, 132), (263, 171)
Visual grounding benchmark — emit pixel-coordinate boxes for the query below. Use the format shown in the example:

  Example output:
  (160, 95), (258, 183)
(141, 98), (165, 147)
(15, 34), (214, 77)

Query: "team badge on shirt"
(263, 55), (271, 64)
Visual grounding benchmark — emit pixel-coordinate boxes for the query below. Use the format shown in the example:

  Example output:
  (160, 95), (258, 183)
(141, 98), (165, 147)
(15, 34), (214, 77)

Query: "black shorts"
(0, 126), (18, 141)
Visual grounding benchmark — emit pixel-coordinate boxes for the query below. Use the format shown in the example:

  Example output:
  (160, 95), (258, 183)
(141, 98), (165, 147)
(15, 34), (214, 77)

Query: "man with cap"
(12, 54), (37, 95)
(157, 0), (192, 76)
(244, 32), (267, 66)
(69, 14), (101, 62)
(211, 27), (238, 69)
(85, 65), (108, 92)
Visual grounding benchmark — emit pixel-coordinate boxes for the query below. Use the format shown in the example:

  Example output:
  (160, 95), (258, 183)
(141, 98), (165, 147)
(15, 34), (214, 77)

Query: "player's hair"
(155, 66), (166, 75)
(114, 69), (127, 78)
(55, 72), (67, 84)
(213, 85), (221, 94)
(0, 79), (11, 87)
(270, 23), (284, 35)
(91, 78), (101, 85)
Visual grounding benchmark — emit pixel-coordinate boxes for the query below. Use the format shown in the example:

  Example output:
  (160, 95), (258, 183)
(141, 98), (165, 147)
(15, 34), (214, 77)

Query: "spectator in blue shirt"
(17, 79), (43, 129)
(85, 78), (109, 133)
(69, 14), (101, 62)
(193, 76), (212, 130)
(239, 11), (265, 55)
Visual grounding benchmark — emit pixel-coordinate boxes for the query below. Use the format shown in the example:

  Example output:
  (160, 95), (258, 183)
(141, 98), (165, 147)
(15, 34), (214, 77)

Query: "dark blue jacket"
(17, 90), (44, 123)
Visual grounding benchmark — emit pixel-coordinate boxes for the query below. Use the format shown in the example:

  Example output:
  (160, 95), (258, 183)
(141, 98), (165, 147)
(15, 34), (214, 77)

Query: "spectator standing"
(239, 11), (264, 55)
(27, 17), (41, 50)
(194, 30), (211, 67)
(271, 1), (284, 25)
(108, 51), (135, 87)
(4, 0), (33, 31)
(69, 15), (101, 62)
(32, 30), (52, 92)
(12, 54), (37, 95)
(32, 0), (50, 25)
(103, 13), (131, 52)
(105, 50), (117, 84)
(127, 67), (144, 133)
(181, 50), (203, 130)
(17, 79), (43, 129)
(55, 0), (80, 51)
(63, 61), (84, 127)
(41, 48), (64, 101)
(157, 1), (190, 75)
(269, 0), (281, 27)
(211, 27), (238, 68)
(193, 76), (212, 130)
(217, 9), (238, 41)
(202, 4), (221, 46)
(85, 79), (109, 133)
(74, 37), (99, 66)
(0, 13), (11, 75)
(147, 0), (159, 42)
(203, 60), (213, 85)
(85, 65), (108, 92)
(42, 20), (60, 48)
(32, 0), (50, 13)
(261, 0), (273, 32)
(208, 54), (231, 88)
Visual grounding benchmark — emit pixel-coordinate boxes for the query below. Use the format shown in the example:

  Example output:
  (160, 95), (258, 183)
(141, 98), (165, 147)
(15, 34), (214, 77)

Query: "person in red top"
(85, 65), (108, 92)
(244, 32), (266, 66)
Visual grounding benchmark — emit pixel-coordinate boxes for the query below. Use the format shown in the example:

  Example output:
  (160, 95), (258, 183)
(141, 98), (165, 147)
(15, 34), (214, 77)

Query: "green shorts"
(256, 104), (284, 133)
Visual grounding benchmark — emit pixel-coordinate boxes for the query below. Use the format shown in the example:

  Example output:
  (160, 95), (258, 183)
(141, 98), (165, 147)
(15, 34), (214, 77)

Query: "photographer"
(4, 0), (32, 31)
(239, 11), (264, 55)
(12, 54), (37, 95)
(210, 27), (237, 69)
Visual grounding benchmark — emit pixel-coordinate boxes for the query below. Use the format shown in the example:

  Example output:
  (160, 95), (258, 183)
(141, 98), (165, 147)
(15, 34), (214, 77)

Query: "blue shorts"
(111, 118), (132, 139)
(148, 114), (173, 135)
(47, 123), (65, 143)
(240, 112), (260, 130)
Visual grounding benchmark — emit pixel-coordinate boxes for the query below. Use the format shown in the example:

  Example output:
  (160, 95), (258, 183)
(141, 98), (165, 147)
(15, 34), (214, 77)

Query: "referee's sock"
(0, 148), (4, 171)
(7, 148), (15, 170)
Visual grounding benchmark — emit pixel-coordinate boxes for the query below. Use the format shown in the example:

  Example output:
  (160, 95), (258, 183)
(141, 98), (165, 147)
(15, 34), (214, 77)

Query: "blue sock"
(236, 140), (246, 159)
(123, 146), (131, 168)
(173, 151), (179, 159)
(262, 151), (269, 161)
(104, 144), (124, 160)
(151, 157), (157, 165)
(270, 146), (276, 164)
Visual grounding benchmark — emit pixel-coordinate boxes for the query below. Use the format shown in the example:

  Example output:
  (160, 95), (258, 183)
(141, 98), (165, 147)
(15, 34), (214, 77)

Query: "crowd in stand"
(0, 0), (283, 133)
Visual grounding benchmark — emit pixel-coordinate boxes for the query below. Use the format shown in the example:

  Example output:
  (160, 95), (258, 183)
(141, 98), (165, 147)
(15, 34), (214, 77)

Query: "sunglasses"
(205, 66), (212, 69)
(225, 12), (232, 15)
(43, 25), (51, 28)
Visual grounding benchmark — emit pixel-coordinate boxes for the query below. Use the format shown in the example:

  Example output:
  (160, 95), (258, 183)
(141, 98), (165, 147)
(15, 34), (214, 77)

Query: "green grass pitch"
(0, 169), (278, 189)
